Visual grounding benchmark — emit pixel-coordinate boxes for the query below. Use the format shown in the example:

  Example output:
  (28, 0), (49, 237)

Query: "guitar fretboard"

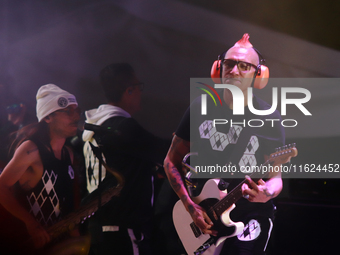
(209, 144), (296, 217)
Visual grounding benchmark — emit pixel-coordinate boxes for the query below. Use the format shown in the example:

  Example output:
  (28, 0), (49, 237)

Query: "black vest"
(16, 137), (75, 227)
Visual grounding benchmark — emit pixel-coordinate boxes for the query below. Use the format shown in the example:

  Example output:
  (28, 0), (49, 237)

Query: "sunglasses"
(222, 59), (258, 73)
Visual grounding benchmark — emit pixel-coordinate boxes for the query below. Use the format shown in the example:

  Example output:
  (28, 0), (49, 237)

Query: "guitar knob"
(203, 243), (211, 249)
(218, 179), (229, 190)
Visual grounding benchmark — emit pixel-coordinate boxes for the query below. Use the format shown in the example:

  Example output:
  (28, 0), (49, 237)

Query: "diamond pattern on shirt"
(239, 136), (259, 170)
(27, 170), (60, 226)
(210, 131), (229, 151)
(227, 126), (243, 144)
(44, 178), (54, 194)
(84, 139), (106, 193)
(199, 120), (243, 152)
(244, 135), (259, 154)
(199, 120), (216, 139)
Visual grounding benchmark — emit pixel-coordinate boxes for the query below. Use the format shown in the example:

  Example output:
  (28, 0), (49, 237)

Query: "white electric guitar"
(173, 144), (297, 255)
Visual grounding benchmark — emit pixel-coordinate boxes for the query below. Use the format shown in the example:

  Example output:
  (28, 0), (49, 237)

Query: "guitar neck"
(47, 185), (122, 240)
(46, 163), (124, 240)
(211, 170), (267, 216)
(211, 143), (297, 216)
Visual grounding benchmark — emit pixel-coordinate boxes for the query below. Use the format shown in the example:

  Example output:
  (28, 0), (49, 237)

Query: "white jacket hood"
(82, 104), (130, 141)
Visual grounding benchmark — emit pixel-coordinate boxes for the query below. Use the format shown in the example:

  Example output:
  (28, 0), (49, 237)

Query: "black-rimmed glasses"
(222, 59), (258, 73)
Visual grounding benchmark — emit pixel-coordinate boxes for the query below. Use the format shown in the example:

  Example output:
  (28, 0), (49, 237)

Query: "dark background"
(0, 1), (339, 254)
(181, 0), (340, 51)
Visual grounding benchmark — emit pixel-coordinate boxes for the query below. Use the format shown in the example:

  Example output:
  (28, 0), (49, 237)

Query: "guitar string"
(210, 146), (295, 216)
(207, 158), (271, 217)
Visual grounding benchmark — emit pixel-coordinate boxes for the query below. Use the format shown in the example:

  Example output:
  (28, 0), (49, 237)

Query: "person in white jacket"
(83, 63), (169, 255)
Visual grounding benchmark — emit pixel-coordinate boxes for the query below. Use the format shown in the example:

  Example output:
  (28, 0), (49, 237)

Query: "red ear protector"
(210, 48), (269, 89)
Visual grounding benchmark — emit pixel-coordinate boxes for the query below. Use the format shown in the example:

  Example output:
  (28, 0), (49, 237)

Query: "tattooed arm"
(164, 135), (216, 235)
(0, 140), (50, 247)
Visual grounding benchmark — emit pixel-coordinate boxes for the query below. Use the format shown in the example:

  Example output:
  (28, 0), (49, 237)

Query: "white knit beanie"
(36, 84), (78, 122)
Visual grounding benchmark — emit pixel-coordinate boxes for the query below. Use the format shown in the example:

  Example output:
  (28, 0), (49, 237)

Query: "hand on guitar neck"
(241, 144), (297, 203)
(241, 176), (282, 203)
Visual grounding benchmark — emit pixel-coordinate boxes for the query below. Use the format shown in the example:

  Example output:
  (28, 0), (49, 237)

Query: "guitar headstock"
(269, 143), (298, 165)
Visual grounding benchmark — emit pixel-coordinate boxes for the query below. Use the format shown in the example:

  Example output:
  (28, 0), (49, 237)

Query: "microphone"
(84, 123), (121, 135)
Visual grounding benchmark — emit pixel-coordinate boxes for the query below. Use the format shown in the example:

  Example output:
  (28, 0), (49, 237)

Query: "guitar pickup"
(190, 222), (202, 238)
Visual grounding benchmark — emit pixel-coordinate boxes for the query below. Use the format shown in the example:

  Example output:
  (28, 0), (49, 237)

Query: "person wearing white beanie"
(0, 84), (82, 254)
(36, 83), (78, 122)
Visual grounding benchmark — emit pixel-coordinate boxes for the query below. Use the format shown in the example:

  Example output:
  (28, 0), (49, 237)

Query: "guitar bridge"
(194, 237), (216, 255)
